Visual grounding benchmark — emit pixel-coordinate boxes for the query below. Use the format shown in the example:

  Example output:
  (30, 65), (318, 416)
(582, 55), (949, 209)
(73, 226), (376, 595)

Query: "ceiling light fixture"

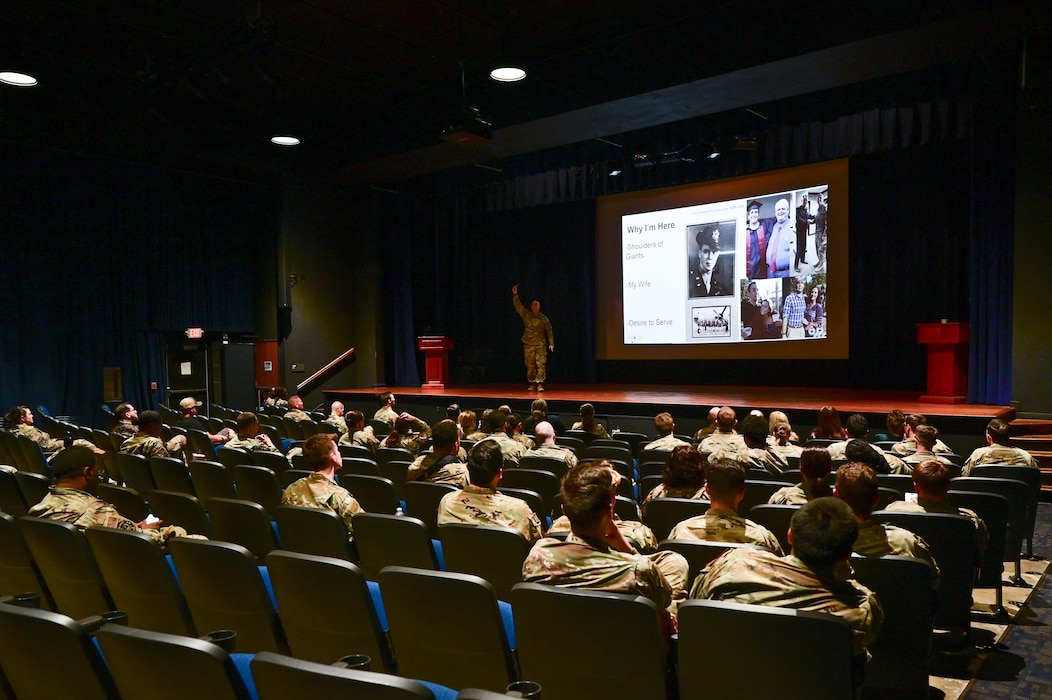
(490, 66), (526, 82)
(270, 135), (301, 146)
(0, 71), (38, 87)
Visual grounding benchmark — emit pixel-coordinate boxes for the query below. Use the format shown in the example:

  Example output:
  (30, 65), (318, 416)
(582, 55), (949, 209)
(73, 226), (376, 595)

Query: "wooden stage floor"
(327, 383), (1013, 424)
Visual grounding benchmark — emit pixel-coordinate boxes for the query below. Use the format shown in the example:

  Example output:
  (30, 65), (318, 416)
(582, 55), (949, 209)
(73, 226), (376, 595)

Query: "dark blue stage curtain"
(0, 144), (276, 427)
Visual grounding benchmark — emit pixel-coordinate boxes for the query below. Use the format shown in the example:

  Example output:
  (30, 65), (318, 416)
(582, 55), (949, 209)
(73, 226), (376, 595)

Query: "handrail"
(297, 347), (356, 397)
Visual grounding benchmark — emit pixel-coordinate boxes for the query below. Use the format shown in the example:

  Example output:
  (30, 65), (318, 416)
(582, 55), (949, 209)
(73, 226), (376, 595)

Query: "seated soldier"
(644, 412), (691, 452)
(176, 397), (236, 444)
(382, 413), (432, 456)
(739, 414), (789, 474)
(324, 401), (348, 436)
(113, 403), (139, 439)
(29, 446), (200, 544)
(459, 409), (487, 442)
(506, 413), (535, 450)
(691, 497), (883, 658)
(527, 421), (578, 470)
(6, 405), (105, 456)
(834, 462), (940, 586)
(281, 434), (363, 539)
(119, 410), (188, 460)
(768, 419), (803, 459)
(844, 438), (909, 475)
(692, 407), (720, 444)
(902, 424), (956, 470)
(698, 406), (746, 453)
(571, 403), (609, 439)
(642, 444), (707, 505)
(827, 413), (871, 459)
(768, 447), (833, 505)
(891, 413), (952, 456)
(373, 391), (398, 426)
(886, 459), (988, 551)
(437, 440), (544, 543)
(406, 419), (468, 488)
(478, 410), (528, 467)
(225, 412), (282, 453)
(668, 458), (783, 554)
(338, 410), (380, 452)
(283, 395), (311, 422)
(522, 461), (689, 631)
(962, 418), (1039, 475)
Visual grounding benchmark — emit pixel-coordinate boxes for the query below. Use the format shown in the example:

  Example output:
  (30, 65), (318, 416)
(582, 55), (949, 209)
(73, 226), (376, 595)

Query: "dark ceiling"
(0, 0), (1039, 182)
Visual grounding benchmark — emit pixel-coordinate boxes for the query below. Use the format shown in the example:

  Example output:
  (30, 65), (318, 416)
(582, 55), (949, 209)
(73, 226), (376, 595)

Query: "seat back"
(583, 444), (634, 465)
(498, 487), (548, 524)
(14, 471), (50, 511)
(554, 436), (585, 455)
(947, 490), (1009, 594)
(95, 623), (254, 700)
(85, 526), (196, 635)
(875, 473), (914, 497)
(440, 524), (532, 601)
(380, 566), (516, 692)
(265, 551), (392, 669)
(274, 505), (356, 561)
(167, 537), (289, 654)
(185, 430), (216, 459)
(0, 604), (118, 700)
(637, 448), (671, 467)
(510, 582), (667, 700)
(376, 446), (413, 465)
(658, 539), (763, 590)
(250, 450), (292, 475)
(17, 435), (52, 477)
(0, 512), (54, 609)
(677, 599), (853, 699)
(563, 429), (596, 446)
(251, 651), (434, 700)
(278, 469), (313, 489)
(189, 461), (237, 501)
(518, 454), (569, 479)
(873, 510), (977, 632)
(641, 498), (710, 541)
(0, 470), (29, 516)
(282, 416), (304, 440)
(338, 443), (376, 461)
(95, 483), (151, 523)
(499, 469), (560, 517)
(740, 479), (787, 515)
(149, 456), (195, 495)
(969, 465), (1041, 556)
(116, 452), (155, 491)
(0, 431), (24, 470)
(230, 465), (282, 514)
(850, 555), (935, 696)
(368, 419), (392, 437)
(339, 457), (381, 477)
(339, 474), (399, 515)
(747, 504), (800, 554)
(352, 513), (438, 581)
(206, 498), (281, 558)
(402, 481), (457, 538)
(951, 476), (1028, 567)
(146, 490), (215, 537)
(17, 516), (114, 619)
(379, 461), (411, 499)
(216, 447), (252, 469)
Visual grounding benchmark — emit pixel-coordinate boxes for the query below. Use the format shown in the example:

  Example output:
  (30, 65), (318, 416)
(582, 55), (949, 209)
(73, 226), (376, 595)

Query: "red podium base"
(917, 322), (969, 404)
(418, 336), (454, 391)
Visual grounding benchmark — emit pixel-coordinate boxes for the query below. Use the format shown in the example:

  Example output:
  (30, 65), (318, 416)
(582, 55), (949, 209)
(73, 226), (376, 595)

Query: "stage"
(325, 383), (1012, 445)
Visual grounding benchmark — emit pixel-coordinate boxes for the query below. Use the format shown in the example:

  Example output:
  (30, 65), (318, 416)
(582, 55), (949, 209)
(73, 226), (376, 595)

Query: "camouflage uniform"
(373, 405), (398, 426)
(692, 425), (717, 443)
(284, 409), (310, 422)
(225, 434), (280, 453)
(962, 444), (1038, 475)
(767, 483), (813, 505)
(641, 484), (707, 507)
(698, 432), (746, 453)
(512, 432), (536, 451)
(527, 443), (578, 470)
(479, 433), (528, 467)
(645, 434), (691, 452)
(29, 487), (196, 544)
(340, 427), (380, 452)
(668, 507), (784, 555)
(437, 484), (544, 543)
(744, 446), (790, 475)
(853, 519), (940, 586)
(12, 423), (65, 452)
(119, 432), (184, 459)
(691, 547), (883, 656)
(548, 516), (660, 553)
(0, 464), (17, 474)
(902, 451), (954, 468)
(325, 414), (349, 436)
(891, 437), (952, 456)
(513, 293), (554, 386)
(570, 421), (610, 439)
(281, 472), (363, 538)
(885, 498), (989, 552)
(114, 421), (137, 439)
(522, 532), (688, 612)
(768, 441), (804, 459)
(385, 431), (430, 457)
(465, 431), (488, 443)
(407, 452), (469, 488)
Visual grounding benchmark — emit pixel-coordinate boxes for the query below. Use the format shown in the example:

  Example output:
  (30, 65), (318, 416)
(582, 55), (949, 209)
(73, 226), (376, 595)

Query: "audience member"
(113, 403), (138, 439)
(571, 403), (609, 438)
(768, 419), (803, 458)
(406, 419), (468, 487)
(506, 413), (535, 450)
(891, 413), (952, 456)
(338, 410), (380, 452)
(641, 445), (707, 505)
(522, 398), (566, 435)
(528, 421), (578, 470)
(886, 459), (988, 551)
(827, 413), (870, 459)
(739, 414), (789, 474)
(373, 391), (398, 426)
(281, 434), (363, 539)
(834, 462), (940, 586)
(6, 405), (104, 456)
(668, 458), (783, 553)
(844, 438), (898, 475)
(902, 425), (956, 470)
(692, 406), (720, 443)
(522, 461), (689, 629)
(766, 410), (801, 445)
(176, 397), (235, 444)
(437, 440), (544, 543)
(962, 418), (1039, 475)
(698, 407), (745, 453)
(226, 412), (282, 453)
(769, 447), (833, 505)
(874, 408), (906, 442)
(809, 406), (847, 440)
(382, 413), (432, 456)
(30, 446), (199, 544)
(691, 497), (883, 657)
(325, 401), (348, 436)
(119, 410), (187, 460)
(283, 395), (310, 422)
(459, 410), (486, 442)
(478, 410), (528, 467)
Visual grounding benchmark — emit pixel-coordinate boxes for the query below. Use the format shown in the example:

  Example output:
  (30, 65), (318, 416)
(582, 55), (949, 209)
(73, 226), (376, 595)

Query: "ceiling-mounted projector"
(440, 106), (492, 144)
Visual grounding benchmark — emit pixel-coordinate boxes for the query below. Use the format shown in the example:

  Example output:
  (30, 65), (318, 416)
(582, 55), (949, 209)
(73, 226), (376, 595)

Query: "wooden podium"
(417, 336), (454, 391)
(917, 322), (969, 404)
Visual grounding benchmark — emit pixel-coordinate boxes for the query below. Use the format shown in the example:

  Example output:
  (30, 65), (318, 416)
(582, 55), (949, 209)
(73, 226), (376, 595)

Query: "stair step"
(1011, 419), (1052, 437)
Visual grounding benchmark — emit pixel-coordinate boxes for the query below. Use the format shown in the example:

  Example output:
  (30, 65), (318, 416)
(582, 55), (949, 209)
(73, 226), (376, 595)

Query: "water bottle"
(395, 506), (404, 517)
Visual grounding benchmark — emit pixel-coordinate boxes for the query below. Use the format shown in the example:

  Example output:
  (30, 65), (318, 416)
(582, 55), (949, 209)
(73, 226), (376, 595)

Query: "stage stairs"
(1010, 419), (1052, 498)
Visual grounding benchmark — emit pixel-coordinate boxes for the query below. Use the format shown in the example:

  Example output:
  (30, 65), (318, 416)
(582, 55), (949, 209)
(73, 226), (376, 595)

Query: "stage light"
(490, 66), (526, 82)
(0, 71), (38, 87)
(271, 135), (301, 146)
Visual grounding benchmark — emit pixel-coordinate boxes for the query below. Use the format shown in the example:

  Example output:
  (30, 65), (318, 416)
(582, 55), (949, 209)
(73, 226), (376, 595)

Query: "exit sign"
(186, 328), (204, 339)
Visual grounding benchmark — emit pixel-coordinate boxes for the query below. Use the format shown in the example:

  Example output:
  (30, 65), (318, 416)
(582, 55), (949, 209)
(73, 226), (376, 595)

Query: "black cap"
(695, 225), (721, 251)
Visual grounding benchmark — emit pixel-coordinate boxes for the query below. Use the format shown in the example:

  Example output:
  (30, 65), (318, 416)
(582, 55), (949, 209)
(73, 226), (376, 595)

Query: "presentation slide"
(596, 159), (849, 361)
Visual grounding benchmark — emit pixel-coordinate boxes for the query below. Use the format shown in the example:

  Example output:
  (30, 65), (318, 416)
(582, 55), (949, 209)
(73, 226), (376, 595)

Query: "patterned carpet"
(952, 503), (1052, 699)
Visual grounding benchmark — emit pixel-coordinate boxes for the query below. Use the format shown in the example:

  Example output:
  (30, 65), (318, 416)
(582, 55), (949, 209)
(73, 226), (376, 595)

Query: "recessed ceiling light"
(490, 66), (526, 82)
(0, 71), (38, 87)
(270, 135), (301, 146)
